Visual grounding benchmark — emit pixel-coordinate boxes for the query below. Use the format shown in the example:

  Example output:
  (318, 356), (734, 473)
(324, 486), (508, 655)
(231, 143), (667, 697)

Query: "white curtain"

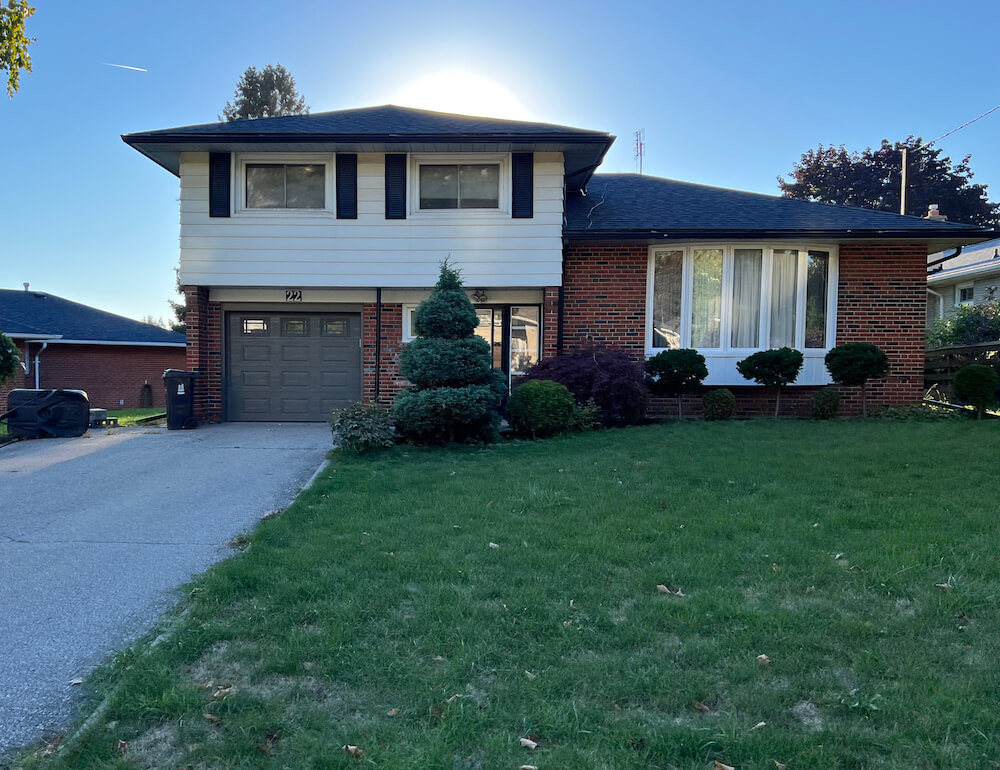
(770, 250), (798, 348)
(691, 249), (723, 348)
(731, 249), (762, 347)
(653, 250), (683, 348)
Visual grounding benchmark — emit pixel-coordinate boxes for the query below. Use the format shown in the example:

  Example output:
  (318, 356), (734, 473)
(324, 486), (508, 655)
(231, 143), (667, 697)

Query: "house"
(927, 237), (1000, 326)
(0, 288), (186, 411)
(121, 105), (997, 421)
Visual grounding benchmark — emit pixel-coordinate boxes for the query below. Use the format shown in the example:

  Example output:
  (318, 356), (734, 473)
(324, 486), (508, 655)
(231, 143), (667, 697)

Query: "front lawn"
(106, 408), (165, 427)
(22, 421), (1000, 769)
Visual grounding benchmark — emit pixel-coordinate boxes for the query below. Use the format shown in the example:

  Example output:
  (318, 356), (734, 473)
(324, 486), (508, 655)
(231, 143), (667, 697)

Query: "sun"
(392, 71), (532, 120)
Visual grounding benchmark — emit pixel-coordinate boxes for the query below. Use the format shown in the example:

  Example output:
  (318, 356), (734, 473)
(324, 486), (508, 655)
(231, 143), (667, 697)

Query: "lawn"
(18, 420), (1000, 769)
(106, 408), (165, 427)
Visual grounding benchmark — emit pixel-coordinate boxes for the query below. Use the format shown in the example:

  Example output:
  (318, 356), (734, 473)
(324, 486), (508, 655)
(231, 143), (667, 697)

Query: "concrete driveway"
(0, 422), (331, 756)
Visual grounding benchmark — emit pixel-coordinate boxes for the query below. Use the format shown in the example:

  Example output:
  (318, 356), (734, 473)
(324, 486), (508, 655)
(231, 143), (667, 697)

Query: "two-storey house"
(123, 105), (997, 421)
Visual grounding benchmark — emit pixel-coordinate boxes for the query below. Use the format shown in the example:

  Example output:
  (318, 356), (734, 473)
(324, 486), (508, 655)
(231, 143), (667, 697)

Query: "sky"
(2, 0), (1000, 323)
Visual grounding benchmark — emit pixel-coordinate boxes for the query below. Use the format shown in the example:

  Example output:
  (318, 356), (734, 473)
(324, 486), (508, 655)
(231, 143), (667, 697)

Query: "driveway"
(0, 422), (331, 756)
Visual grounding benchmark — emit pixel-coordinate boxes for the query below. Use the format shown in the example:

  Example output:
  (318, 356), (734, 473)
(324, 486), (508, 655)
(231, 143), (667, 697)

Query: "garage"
(226, 312), (361, 421)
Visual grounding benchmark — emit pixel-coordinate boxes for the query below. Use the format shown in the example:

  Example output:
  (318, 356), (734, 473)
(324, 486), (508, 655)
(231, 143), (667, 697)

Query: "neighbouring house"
(121, 105), (998, 421)
(927, 237), (1000, 326)
(0, 288), (186, 411)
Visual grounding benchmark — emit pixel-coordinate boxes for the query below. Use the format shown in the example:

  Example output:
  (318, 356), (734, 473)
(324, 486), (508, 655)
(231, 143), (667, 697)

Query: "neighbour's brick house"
(121, 106), (997, 422)
(0, 289), (186, 411)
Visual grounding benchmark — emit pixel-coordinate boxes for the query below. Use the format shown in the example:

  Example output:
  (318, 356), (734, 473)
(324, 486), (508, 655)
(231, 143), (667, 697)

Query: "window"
(419, 164), (499, 209)
(246, 164), (325, 209)
(957, 282), (975, 306)
(281, 318), (309, 336)
(242, 318), (269, 335)
(647, 244), (838, 355)
(509, 306), (540, 374)
(321, 319), (348, 336)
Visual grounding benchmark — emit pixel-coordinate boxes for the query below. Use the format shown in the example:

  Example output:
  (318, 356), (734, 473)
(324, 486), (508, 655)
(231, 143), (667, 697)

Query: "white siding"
(178, 152), (565, 288)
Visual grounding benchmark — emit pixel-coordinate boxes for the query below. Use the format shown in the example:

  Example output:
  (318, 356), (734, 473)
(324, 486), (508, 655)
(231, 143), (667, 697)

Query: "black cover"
(511, 152), (533, 219)
(336, 154), (358, 219)
(4, 389), (91, 438)
(209, 152), (231, 218)
(385, 154), (407, 219)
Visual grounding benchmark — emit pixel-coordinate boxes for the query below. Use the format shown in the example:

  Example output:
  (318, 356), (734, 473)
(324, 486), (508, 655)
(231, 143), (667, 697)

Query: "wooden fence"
(924, 341), (1000, 398)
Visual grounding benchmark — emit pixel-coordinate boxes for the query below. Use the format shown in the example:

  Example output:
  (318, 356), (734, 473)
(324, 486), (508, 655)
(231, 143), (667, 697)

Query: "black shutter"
(511, 152), (534, 219)
(208, 152), (231, 218)
(336, 154), (358, 219)
(385, 154), (407, 219)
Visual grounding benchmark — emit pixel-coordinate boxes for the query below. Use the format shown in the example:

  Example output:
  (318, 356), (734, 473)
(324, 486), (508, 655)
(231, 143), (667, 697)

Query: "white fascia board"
(928, 261), (1000, 284)
(5, 333), (63, 340)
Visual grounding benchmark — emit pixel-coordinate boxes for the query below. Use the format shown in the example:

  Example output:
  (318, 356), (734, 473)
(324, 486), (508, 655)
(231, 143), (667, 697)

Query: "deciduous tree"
(0, 0), (34, 97)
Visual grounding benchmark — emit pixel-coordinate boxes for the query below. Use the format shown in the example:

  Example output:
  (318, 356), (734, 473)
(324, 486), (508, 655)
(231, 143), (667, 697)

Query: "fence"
(924, 341), (1000, 398)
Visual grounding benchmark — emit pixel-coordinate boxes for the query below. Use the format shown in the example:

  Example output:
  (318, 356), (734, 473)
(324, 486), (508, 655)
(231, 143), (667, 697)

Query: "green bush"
(952, 363), (999, 420)
(825, 343), (889, 417)
(703, 388), (736, 421)
(645, 348), (708, 418)
(506, 379), (577, 438)
(394, 262), (504, 444)
(811, 387), (841, 420)
(876, 404), (967, 421)
(572, 399), (602, 432)
(0, 331), (20, 388)
(736, 347), (804, 417)
(928, 300), (1000, 347)
(329, 403), (395, 453)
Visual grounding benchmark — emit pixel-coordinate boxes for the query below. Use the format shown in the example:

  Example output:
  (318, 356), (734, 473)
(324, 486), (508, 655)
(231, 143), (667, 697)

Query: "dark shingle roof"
(0, 290), (185, 344)
(566, 174), (998, 240)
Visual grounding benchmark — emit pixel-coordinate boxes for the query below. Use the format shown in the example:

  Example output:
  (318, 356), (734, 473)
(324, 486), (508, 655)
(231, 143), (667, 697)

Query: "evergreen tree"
(393, 262), (505, 444)
(220, 63), (308, 121)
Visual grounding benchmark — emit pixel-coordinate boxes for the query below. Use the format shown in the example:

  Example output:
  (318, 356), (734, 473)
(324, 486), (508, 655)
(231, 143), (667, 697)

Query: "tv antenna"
(634, 129), (645, 175)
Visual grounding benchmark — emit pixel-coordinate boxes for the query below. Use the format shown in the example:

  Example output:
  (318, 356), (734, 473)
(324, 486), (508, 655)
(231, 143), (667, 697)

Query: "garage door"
(226, 312), (361, 421)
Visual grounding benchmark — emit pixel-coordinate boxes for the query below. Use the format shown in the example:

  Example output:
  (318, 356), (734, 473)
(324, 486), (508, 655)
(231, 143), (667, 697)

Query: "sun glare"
(393, 71), (532, 120)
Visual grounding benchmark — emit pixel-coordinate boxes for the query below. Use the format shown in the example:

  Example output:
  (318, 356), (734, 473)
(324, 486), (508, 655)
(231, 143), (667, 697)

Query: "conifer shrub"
(736, 347), (804, 418)
(394, 263), (505, 444)
(703, 388), (736, 421)
(811, 387), (841, 420)
(952, 363), (999, 420)
(825, 342), (889, 418)
(526, 347), (647, 427)
(645, 348), (708, 419)
(506, 379), (577, 438)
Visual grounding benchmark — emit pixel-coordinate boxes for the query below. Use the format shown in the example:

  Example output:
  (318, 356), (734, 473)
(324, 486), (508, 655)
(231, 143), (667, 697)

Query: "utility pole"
(634, 129), (645, 175)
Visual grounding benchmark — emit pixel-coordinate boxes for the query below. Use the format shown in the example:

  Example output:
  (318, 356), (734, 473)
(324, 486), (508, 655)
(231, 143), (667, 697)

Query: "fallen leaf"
(956, 611), (971, 628)
(656, 584), (670, 594)
(752, 720), (767, 730)
(569, 599), (575, 608)
(489, 542), (500, 549)
(203, 713), (222, 724)
(519, 737), (538, 750)
(211, 684), (236, 700)
(69, 677), (84, 686)
(775, 762), (788, 770)
(519, 766), (539, 770)
(813, 522), (819, 528)
(433, 656), (447, 662)
(430, 704), (443, 717)
(386, 708), (399, 716)
(446, 693), (462, 703)
(936, 582), (954, 590)
(714, 762), (735, 770)
(116, 740), (128, 754)
(757, 654), (771, 666)
(834, 552), (845, 560)
(343, 744), (364, 758)
(656, 584), (685, 597)
(524, 670), (537, 680)
(693, 700), (711, 713)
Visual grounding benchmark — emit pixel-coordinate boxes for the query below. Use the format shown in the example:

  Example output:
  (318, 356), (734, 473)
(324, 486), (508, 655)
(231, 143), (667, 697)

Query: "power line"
(926, 101), (1000, 147)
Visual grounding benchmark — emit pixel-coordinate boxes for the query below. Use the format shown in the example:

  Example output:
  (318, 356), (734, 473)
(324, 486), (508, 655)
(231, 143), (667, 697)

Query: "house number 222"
(285, 289), (303, 302)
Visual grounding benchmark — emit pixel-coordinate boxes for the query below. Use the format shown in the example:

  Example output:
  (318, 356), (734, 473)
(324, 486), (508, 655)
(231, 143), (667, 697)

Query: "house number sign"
(285, 289), (303, 302)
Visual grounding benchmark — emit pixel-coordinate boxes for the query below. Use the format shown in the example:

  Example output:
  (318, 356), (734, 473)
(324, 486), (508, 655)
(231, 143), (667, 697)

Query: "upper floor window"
(648, 244), (838, 354)
(957, 282), (974, 306)
(419, 164), (500, 209)
(246, 163), (325, 209)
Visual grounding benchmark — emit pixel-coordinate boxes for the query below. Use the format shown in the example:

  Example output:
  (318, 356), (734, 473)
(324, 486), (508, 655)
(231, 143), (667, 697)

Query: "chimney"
(23, 282), (29, 291)
(924, 204), (948, 222)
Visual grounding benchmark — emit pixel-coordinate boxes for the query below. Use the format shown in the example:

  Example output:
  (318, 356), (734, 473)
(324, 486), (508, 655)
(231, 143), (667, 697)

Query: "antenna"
(634, 129), (645, 175)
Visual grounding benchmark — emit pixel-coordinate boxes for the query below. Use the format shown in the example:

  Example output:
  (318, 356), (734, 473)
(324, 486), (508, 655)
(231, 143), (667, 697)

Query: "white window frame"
(402, 304), (419, 342)
(409, 153), (510, 217)
(645, 243), (839, 386)
(956, 281), (975, 307)
(233, 153), (335, 216)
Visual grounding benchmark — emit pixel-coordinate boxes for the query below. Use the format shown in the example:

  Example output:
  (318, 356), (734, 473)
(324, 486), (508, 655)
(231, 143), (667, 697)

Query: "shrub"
(736, 347), (804, 418)
(876, 404), (967, 421)
(526, 347), (647, 427)
(703, 388), (736, 421)
(506, 379), (577, 438)
(572, 399), (603, 432)
(394, 262), (504, 444)
(928, 300), (1000, 347)
(824, 343), (889, 417)
(329, 403), (395, 453)
(811, 387), (841, 420)
(0, 331), (19, 388)
(645, 348), (708, 418)
(952, 363), (999, 420)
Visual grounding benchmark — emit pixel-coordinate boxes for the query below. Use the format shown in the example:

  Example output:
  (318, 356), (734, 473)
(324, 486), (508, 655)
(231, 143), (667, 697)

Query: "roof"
(928, 238), (1000, 284)
(122, 104), (613, 188)
(0, 290), (186, 345)
(565, 174), (999, 245)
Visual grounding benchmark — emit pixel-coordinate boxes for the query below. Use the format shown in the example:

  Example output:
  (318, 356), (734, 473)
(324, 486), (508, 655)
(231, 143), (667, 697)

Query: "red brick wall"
(1, 343), (184, 412)
(542, 286), (560, 358)
(184, 286), (223, 423)
(362, 302), (408, 405)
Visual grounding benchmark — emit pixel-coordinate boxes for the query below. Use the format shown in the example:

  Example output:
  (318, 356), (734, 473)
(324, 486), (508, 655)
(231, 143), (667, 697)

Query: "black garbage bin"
(3, 389), (91, 438)
(163, 369), (198, 430)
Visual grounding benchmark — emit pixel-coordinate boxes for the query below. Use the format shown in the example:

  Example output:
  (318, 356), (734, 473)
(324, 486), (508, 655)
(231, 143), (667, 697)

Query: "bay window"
(647, 243), (838, 382)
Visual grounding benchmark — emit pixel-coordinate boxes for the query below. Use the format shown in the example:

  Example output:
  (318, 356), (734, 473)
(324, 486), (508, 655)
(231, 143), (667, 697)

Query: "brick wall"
(184, 286), (223, 423)
(1, 343), (185, 412)
(362, 302), (408, 405)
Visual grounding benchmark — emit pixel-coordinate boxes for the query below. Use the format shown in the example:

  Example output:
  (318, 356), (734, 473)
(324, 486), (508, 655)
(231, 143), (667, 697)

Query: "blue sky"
(3, 0), (999, 322)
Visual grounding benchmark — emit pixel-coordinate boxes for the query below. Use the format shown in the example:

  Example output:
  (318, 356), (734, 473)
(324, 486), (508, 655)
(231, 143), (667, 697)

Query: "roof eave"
(564, 228), (1000, 246)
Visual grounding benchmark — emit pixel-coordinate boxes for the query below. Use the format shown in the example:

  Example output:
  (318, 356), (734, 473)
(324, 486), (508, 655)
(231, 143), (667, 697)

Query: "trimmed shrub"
(736, 347), (804, 418)
(526, 347), (647, 427)
(952, 363), (999, 420)
(330, 404), (395, 453)
(645, 348), (708, 418)
(825, 343), (889, 417)
(811, 387), (841, 420)
(506, 379), (577, 438)
(703, 388), (736, 421)
(394, 262), (504, 444)
(0, 331), (19, 388)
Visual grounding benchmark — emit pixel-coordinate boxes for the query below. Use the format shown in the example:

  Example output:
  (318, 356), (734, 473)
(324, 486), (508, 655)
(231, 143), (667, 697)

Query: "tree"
(952, 363), (998, 420)
(393, 262), (506, 444)
(0, 0), (34, 97)
(220, 63), (309, 121)
(779, 137), (1000, 228)
(645, 348), (708, 419)
(824, 343), (890, 418)
(168, 266), (186, 334)
(737, 347), (804, 418)
(0, 330), (21, 388)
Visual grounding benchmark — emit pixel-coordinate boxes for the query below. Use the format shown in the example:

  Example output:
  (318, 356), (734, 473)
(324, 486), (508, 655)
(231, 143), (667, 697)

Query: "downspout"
(927, 246), (963, 272)
(374, 288), (382, 405)
(927, 288), (945, 321)
(34, 341), (50, 388)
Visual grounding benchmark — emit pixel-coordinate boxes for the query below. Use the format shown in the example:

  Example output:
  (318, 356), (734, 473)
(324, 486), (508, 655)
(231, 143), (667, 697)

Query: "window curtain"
(770, 249), (798, 348)
(731, 249), (762, 348)
(691, 249), (723, 348)
(653, 250), (683, 348)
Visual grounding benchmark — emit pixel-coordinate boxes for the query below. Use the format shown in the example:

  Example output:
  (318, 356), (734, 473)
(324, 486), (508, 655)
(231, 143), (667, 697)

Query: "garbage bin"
(3, 389), (91, 438)
(162, 369), (198, 430)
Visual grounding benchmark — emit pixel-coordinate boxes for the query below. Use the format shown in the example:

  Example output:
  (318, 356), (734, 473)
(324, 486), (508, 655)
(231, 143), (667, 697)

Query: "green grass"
(106, 408), (165, 427)
(16, 421), (1000, 769)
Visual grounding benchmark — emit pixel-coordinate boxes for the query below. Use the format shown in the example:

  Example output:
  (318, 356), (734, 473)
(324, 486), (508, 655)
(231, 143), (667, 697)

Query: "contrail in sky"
(103, 63), (148, 72)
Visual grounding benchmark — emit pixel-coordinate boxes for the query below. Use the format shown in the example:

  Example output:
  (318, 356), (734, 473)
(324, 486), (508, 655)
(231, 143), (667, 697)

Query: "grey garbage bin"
(163, 369), (198, 430)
